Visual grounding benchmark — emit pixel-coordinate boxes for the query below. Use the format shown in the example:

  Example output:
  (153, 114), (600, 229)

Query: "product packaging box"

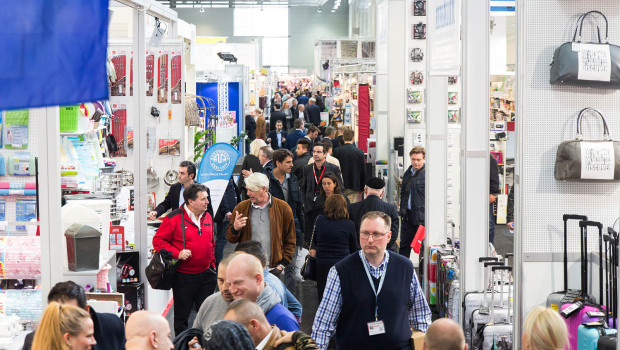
(117, 283), (144, 323)
(116, 251), (139, 284)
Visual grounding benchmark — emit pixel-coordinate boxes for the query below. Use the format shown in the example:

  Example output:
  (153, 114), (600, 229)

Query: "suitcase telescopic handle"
(579, 220), (604, 304)
(479, 257), (499, 262)
(484, 262), (505, 267)
(492, 266), (513, 272)
(564, 214), (588, 222)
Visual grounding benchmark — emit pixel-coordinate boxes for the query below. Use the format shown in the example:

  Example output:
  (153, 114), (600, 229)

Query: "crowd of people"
(22, 88), (569, 349)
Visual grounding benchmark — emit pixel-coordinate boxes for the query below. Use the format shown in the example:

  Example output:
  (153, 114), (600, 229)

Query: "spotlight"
(217, 52), (238, 63)
(148, 17), (167, 47)
(200, 5), (205, 12)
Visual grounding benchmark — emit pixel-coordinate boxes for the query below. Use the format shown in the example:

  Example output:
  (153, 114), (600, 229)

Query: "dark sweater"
(312, 215), (358, 266)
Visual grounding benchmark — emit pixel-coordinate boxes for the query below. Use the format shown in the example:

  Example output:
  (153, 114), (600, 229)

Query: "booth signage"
(428, 0), (461, 76)
(197, 143), (240, 214)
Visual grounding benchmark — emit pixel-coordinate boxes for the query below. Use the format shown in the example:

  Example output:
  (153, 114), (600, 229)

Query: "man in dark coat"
(489, 155), (500, 244)
(348, 177), (399, 252)
(286, 118), (307, 151)
(149, 160), (213, 219)
(266, 120), (288, 150)
(264, 149), (305, 291)
(270, 103), (287, 132)
(292, 138), (312, 182)
(299, 141), (344, 245)
(332, 129), (366, 203)
(398, 146), (426, 259)
(305, 98), (322, 126)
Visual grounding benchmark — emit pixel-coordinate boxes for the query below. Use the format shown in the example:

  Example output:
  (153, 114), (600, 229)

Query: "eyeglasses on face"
(360, 231), (389, 240)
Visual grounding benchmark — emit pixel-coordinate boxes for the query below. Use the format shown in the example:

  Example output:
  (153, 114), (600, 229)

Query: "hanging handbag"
(550, 11), (620, 89)
(146, 214), (186, 290)
(301, 219), (318, 281)
(555, 107), (620, 181)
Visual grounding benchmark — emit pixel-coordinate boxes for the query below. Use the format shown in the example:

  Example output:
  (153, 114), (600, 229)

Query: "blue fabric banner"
(197, 143), (240, 214)
(0, 1), (110, 110)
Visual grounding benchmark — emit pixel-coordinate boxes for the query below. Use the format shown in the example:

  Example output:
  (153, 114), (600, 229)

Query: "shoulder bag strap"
(309, 216), (319, 249)
(181, 211), (186, 249)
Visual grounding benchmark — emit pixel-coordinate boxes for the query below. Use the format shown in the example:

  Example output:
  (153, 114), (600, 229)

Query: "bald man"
(125, 311), (174, 350)
(225, 254), (299, 332)
(423, 318), (467, 350)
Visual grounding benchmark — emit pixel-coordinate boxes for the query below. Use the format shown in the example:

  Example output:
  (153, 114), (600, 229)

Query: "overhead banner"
(428, 0), (461, 76)
(0, 1), (110, 110)
(197, 143), (240, 214)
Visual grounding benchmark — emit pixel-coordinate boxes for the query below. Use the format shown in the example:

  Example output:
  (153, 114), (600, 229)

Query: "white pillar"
(461, 0), (490, 297)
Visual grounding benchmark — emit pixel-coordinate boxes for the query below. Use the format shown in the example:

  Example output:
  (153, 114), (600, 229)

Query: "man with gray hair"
(306, 97), (322, 126)
(227, 172), (296, 276)
(423, 318), (467, 350)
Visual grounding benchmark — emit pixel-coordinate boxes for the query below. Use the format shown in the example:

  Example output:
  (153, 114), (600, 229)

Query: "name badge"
(367, 320), (386, 336)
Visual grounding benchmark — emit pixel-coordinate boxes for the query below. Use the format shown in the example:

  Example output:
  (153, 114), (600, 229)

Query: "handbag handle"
(576, 107), (611, 141)
(575, 11), (608, 44)
(572, 13), (602, 44)
(180, 212), (186, 249)
(309, 217), (318, 250)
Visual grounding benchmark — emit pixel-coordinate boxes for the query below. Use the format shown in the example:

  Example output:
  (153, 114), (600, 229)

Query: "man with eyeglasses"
(311, 211), (431, 350)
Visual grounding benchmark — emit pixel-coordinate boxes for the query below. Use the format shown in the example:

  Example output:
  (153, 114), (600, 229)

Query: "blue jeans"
(284, 246), (301, 293)
(215, 220), (229, 265)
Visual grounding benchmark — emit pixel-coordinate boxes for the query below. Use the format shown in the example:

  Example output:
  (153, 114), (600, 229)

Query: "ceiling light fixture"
(200, 5), (205, 12)
(317, 6), (322, 12)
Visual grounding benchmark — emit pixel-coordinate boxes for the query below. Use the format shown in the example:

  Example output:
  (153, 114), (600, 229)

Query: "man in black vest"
(348, 177), (399, 252)
(311, 211), (431, 350)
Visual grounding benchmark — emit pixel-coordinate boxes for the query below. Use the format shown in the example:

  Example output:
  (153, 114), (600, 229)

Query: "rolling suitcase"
(463, 259), (505, 345)
(547, 214), (588, 310)
(576, 322), (616, 350)
(597, 334), (617, 350)
(475, 266), (513, 350)
(560, 220), (606, 350)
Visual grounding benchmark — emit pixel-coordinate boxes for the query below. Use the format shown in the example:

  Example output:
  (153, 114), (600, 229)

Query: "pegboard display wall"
(521, 0), (620, 255)
(109, 41), (186, 209)
(0, 108), (43, 235)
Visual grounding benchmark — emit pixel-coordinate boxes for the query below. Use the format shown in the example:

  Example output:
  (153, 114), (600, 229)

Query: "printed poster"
(4, 110), (28, 149)
(158, 139), (181, 156)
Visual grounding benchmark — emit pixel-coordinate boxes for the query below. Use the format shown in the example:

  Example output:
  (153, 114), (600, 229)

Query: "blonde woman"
(32, 302), (96, 350)
(255, 108), (267, 140)
(239, 139), (267, 200)
(522, 306), (568, 350)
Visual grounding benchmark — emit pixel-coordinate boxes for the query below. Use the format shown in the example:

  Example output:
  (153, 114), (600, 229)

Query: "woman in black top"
(305, 172), (347, 246)
(310, 194), (358, 301)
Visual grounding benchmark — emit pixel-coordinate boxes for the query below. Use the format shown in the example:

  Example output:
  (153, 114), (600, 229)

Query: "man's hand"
(178, 249), (192, 260)
(267, 138), (272, 143)
(242, 169), (253, 178)
(274, 331), (295, 346)
(148, 211), (158, 220)
(507, 222), (514, 230)
(188, 336), (203, 349)
(282, 137), (287, 143)
(489, 194), (496, 203)
(233, 211), (248, 231)
(309, 249), (316, 257)
(225, 212), (233, 221)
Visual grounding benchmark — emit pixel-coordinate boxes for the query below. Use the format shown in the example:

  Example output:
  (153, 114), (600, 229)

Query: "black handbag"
(146, 215), (186, 290)
(550, 11), (620, 89)
(301, 220), (318, 281)
(555, 107), (620, 181)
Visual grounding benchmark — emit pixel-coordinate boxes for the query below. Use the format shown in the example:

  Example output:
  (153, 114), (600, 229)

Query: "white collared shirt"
(251, 193), (272, 210)
(184, 204), (204, 227)
(256, 328), (274, 350)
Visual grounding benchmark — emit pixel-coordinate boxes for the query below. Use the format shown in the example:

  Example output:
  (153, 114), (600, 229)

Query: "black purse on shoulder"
(146, 215), (186, 290)
(301, 220), (318, 281)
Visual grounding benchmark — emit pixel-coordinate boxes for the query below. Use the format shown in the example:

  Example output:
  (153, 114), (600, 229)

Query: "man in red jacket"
(153, 183), (217, 336)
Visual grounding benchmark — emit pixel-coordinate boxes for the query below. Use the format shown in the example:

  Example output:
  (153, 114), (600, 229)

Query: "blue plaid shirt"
(311, 251), (431, 350)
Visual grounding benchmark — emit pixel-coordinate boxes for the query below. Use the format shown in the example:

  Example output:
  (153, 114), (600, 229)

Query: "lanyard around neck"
(362, 254), (388, 321)
(313, 164), (326, 194)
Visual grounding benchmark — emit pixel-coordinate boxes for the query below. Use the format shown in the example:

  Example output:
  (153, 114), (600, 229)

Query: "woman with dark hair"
(310, 194), (358, 301)
(304, 172), (347, 247)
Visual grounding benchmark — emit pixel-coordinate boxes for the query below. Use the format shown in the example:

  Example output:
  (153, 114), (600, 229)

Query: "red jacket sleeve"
(152, 216), (182, 259)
